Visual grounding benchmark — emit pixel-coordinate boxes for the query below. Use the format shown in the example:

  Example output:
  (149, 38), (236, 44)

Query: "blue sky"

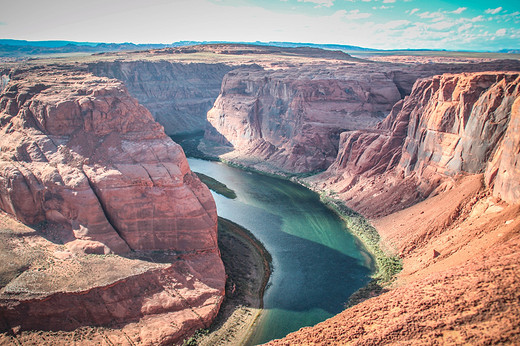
(0, 0), (518, 50)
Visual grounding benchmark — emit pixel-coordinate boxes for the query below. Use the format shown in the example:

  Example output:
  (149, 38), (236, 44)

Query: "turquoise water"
(187, 159), (372, 345)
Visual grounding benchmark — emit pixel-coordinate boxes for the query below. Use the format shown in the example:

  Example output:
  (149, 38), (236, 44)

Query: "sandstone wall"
(310, 72), (520, 216)
(88, 61), (234, 135)
(0, 68), (219, 254)
(0, 67), (225, 343)
(205, 66), (402, 173)
(204, 60), (520, 174)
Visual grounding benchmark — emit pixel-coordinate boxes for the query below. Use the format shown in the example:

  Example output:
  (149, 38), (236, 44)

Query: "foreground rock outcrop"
(0, 67), (219, 253)
(0, 67), (225, 344)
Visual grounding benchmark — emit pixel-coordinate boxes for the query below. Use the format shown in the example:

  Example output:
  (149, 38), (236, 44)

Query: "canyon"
(0, 44), (519, 344)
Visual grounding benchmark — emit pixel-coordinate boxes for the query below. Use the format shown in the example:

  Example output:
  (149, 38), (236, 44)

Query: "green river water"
(187, 158), (372, 345)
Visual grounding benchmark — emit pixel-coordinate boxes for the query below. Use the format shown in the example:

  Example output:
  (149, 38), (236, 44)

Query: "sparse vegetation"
(183, 328), (209, 346)
(195, 172), (237, 199)
(320, 194), (403, 306)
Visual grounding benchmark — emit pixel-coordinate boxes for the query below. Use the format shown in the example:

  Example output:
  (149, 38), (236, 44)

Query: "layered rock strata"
(88, 61), (234, 135)
(204, 60), (520, 174)
(0, 67), (225, 344)
(0, 68), (219, 253)
(310, 72), (520, 216)
(205, 66), (402, 173)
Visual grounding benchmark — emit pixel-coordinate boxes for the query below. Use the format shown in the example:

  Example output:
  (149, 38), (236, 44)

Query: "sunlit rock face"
(0, 67), (225, 345)
(0, 68), (219, 253)
(310, 72), (520, 216)
(204, 58), (520, 174)
(205, 66), (402, 173)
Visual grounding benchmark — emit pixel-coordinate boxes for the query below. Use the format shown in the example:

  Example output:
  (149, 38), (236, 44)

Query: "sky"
(0, 0), (519, 51)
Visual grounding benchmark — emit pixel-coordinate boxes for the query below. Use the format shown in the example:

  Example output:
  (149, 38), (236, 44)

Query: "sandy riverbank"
(192, 218), (271, 346)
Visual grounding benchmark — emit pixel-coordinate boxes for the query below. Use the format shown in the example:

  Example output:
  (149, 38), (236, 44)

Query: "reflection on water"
(188, 159), (372, 345)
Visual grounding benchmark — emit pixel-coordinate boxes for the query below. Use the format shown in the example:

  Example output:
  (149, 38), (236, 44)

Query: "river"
(187, 158), (372, 345)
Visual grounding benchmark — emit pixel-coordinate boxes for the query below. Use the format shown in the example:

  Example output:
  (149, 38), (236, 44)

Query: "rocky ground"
(195, 218), (271, 346)
(0, 210), (223, 345)
(0, 215), (270, 346)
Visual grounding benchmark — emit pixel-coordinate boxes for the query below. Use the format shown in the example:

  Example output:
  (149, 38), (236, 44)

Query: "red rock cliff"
(270, 71), (520, 344)
(204, 60), (520, 174)
(0, 68), (219, 253)
(205, 66), (402, 173)
(0, 68), (225, 344)
(311, 72), (520, 217)
(88, 61), (234, 135)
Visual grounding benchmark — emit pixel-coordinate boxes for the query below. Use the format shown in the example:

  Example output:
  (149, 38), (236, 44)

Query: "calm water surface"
(188, 158), (372, 345)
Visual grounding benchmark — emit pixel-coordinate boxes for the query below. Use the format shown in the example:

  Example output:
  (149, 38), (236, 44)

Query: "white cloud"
(471, 15), (485, 22)
(342, 9), (373, 19)
(452, 7), (467, 15)
(429, 20), (456, 30)
(382, 0), (396, 3)
(485, 7), (503, 15)
(458, 23), (473, 33)
(297, 0), (334, 7)
(380, 20), (411, 30)
(409, 8), (420, 15)
(418, 11), (445, 22)
(495, 28), (506, 36)
(373, 5), (392, 10)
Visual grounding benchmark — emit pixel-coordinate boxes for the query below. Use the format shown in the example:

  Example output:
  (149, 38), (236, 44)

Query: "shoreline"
(192, 217), (272, 346)
(186, 149), (400, 342)
(205, 151), (402, 294)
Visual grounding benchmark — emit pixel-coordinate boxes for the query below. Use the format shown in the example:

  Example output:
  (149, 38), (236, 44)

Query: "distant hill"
(0, 39), (376, 58)
(0, 39), (99, 47)
(0, 40), (173, 58)
(0, 39), (517, 58)
(261, 41), (375, 52)
(498, 49), (520, 54)
(169, 41), (375, 52)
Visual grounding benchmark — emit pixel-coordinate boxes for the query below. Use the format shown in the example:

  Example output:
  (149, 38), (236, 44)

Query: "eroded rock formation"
(269, 71), (520, 344)
(310, 72), (520, 216)
(0, 67), (225, 344)
(205, 66), (402, 173)
(88, 61), (234, 135)
(0, 68), (219, 253)
(203, 60), (520, 174)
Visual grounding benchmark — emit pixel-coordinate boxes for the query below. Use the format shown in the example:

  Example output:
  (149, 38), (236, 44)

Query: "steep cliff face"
(310, 72), (520, 217)
(272, 71), (520, 344)
(88, 61), (234, 135)
(205, 66), (402, 173)
(0, 68), (225, 344)
(0, 68), (220, 253)
(203, 59), (520, 174)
